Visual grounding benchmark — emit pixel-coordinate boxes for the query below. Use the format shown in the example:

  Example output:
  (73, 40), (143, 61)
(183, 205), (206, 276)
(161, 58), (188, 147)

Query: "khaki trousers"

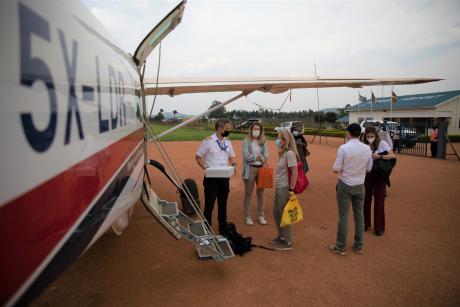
(243, 166), (265, 218)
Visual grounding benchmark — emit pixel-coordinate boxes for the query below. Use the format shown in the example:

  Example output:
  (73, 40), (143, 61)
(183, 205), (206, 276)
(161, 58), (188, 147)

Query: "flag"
(358, 94), (367, 103)
(371, 91), (376, 103)
(391, 91), (398, 103)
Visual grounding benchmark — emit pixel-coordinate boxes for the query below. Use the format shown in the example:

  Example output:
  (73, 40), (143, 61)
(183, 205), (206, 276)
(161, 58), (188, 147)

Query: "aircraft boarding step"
(141, 186), (234, 261)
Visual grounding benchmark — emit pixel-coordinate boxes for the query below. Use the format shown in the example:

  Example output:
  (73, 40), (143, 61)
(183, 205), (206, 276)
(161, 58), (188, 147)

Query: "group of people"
(195, 119), (308, 251)
(195, 118), (393, 254)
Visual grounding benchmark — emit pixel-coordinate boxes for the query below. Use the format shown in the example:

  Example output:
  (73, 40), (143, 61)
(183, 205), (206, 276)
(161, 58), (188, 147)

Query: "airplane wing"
(144, 77), (442, 96)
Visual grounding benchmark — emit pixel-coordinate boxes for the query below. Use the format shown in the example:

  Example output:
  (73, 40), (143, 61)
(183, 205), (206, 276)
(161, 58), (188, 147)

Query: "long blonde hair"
(248, 122), (266, 145)
(278, 130), (299, 158)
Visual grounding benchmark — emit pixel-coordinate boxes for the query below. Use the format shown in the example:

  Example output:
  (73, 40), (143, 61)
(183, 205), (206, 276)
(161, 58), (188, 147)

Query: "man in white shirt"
(196, 119), (236, 233)
(330, 123), (372, 256)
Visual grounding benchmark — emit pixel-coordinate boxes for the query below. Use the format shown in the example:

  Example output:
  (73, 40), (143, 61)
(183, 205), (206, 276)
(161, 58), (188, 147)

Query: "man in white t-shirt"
(330, 123), (372, 256)
(196, 119), (236, 233)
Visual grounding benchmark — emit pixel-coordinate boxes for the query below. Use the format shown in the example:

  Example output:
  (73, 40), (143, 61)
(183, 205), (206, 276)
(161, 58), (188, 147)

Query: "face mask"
(252, 130), (260, 138)
(366, 137), (375, 144)
(275, 139), (283, 148)
(222, 130), (230, 137)
(293, 131), (299, 137)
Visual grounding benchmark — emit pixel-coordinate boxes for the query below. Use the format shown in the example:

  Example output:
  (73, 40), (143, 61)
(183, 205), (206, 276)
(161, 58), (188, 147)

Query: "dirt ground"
(33, 136), (460, 307)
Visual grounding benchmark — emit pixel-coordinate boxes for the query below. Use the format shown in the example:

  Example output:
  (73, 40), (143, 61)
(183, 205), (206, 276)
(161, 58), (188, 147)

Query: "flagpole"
(358, 91), (360, 123)
(390, 86), (393, 121)
(371, 90), (373, 120)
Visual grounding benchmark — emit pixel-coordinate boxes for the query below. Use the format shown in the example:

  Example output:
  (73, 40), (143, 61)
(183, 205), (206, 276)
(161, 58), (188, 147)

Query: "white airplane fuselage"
(0, 1), (145, 305)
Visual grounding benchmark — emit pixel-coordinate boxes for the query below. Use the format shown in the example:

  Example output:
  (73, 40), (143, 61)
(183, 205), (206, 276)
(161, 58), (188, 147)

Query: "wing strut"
(155, 90), (254, 139)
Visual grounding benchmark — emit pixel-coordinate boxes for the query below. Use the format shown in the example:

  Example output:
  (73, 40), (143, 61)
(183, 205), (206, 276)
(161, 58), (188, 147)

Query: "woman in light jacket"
(270, 130), (299, 251)
(242, 123), (269, 226)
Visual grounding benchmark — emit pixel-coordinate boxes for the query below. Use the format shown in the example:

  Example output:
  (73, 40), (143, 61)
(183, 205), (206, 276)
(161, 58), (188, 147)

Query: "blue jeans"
(335, 180), (365, 250)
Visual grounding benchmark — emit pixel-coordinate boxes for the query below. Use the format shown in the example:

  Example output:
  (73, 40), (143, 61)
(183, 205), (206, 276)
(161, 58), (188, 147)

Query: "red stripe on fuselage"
(0, 128), (144, 304)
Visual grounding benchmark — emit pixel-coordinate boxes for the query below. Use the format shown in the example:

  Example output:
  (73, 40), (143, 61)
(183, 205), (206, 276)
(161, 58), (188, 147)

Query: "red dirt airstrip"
(33, 136), (460, 307)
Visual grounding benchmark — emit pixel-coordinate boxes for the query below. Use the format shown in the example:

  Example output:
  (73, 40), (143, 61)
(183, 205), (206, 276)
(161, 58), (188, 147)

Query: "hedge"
(230, 129), (460, 142)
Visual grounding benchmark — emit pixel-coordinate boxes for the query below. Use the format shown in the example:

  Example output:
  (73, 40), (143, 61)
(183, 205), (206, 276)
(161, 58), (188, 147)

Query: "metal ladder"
(141, 185), (234, 261)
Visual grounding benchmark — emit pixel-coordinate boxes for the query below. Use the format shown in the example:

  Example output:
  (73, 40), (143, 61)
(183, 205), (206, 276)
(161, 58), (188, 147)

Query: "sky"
(82, 0), (460, 116)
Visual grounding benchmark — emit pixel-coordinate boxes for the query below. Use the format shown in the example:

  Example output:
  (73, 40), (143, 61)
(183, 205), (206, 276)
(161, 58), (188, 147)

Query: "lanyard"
(216, 139), (228, 152)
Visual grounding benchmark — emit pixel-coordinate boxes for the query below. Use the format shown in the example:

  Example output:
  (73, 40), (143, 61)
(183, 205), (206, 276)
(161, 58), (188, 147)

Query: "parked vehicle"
(359, 120), (417, 148)
(235, 118), (262, 130)
(274, 121), (304, 134)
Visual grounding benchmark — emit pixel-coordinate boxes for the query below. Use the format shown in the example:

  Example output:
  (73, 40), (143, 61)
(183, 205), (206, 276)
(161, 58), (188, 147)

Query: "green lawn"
(147, 123), (249, 141)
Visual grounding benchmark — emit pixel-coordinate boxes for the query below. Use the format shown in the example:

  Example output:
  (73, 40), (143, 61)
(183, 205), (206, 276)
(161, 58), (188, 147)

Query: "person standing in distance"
(330, 123), (373, 256)
(430, 126), (439, 158)
(291, 127), (309, 174)
(196, 119), (237, 234)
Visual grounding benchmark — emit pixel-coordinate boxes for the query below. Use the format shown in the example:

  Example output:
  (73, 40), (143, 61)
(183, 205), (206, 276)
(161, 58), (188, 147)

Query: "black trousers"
(393, 139), (400, 153)
(203, 177), (230, 230)
(430, 141), (438, 157)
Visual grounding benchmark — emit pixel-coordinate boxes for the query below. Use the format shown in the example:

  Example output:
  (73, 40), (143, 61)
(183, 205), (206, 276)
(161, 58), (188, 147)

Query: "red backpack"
(286, 153), (309, 194)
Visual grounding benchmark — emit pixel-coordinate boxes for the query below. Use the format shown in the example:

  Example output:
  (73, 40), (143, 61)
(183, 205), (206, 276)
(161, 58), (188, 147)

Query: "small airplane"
(0, 0), (441, 305)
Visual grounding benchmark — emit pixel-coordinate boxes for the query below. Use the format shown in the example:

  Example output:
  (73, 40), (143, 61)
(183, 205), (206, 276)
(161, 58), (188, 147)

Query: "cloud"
(82, 0), (460, 115)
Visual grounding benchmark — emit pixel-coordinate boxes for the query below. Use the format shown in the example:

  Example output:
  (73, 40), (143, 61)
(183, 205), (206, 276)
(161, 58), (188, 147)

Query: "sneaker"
(269, 237), (285, 245)
(245, 217), (254, 226)
(258, 216), (267, 225)
(329, 244), (346, 256)
(353, 247), (364, 254)
(273, 242), (293, 251)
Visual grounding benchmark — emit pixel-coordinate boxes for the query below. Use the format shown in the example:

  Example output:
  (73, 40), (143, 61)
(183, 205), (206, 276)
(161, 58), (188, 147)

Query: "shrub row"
(230, 128), (460, 142)
(447, 135), (460, 142)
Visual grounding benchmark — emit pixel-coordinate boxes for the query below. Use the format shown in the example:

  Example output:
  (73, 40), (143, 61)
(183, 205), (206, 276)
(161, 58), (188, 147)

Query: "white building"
(348, 90), (460, 134)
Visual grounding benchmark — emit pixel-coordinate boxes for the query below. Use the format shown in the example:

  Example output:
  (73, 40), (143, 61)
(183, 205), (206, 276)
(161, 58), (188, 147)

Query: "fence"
(398, 120), (430, 157)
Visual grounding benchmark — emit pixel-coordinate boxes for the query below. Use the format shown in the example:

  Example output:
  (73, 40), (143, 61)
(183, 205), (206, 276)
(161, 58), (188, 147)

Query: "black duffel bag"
(372, 156), (397, 180)
(220, 222), (252, 257)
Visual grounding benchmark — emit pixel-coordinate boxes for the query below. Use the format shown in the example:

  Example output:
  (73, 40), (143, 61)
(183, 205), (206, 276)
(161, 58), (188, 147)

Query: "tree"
(153, 111), (164, 121)
(314, 112), (326, 125)
(208, 100), (226, 119)
(325, 112), (337, 124)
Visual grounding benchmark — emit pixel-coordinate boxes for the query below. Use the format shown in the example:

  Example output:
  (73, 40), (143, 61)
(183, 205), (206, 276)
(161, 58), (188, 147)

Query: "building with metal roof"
(348, 90), (460, 134)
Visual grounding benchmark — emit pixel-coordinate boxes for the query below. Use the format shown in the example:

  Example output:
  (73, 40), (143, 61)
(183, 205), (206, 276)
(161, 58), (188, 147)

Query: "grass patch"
(147, 123), (249, 141)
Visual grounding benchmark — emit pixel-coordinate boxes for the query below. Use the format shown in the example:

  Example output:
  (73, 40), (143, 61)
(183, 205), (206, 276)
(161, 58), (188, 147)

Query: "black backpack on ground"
(220, 222), (252, 256)
(179, 178), (200, 217)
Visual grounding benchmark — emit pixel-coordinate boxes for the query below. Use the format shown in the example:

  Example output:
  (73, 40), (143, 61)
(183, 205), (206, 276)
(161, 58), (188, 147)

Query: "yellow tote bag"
(280, 194), (303, 227)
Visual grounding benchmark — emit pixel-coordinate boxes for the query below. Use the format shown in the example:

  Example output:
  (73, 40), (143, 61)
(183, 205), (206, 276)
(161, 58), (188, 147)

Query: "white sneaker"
(245, 217), (254, 226)
(258, 216), (267, 225)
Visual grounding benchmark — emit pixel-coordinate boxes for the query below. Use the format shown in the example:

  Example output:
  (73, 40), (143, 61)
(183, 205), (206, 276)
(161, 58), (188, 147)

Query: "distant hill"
(320, 107), (341, 114)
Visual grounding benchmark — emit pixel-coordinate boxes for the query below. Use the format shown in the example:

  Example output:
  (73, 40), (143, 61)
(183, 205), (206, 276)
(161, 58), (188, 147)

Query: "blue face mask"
(275, 139), (282, 148)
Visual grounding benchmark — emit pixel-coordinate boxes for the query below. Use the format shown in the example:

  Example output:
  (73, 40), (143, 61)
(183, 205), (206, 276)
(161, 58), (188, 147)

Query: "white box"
(205, 166), (234, 178)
